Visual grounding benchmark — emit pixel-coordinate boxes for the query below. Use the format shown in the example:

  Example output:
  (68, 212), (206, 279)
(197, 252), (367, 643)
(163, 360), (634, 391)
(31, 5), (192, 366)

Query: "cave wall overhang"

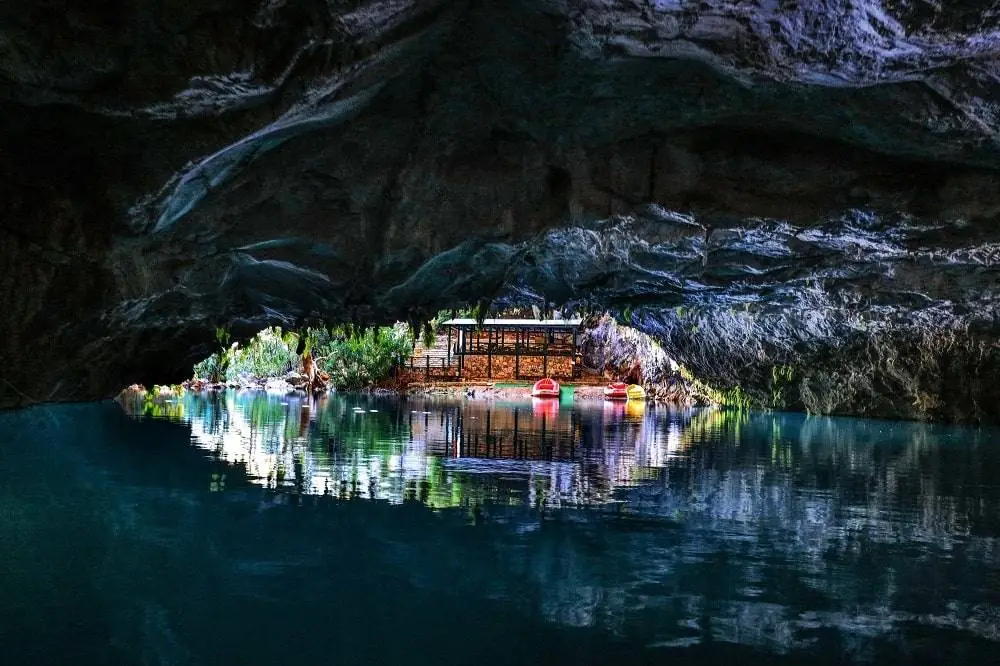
(1, 0), (999, 419)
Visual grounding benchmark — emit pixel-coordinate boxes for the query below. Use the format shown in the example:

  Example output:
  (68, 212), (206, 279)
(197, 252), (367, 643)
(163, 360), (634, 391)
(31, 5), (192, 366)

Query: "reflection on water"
(150, 391), (703, 507)
(1, 392), (999, 665)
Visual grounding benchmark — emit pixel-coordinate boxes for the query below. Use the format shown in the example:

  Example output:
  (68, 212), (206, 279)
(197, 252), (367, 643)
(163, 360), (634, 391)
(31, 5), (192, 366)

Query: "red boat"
(530, 377), (561, 398)
(603, 381), (628, 400)
(532, 397), (559, 419)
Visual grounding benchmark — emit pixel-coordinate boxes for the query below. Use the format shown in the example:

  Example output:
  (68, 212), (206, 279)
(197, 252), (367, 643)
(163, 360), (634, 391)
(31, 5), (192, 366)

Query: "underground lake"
(1, 392), (997, 665)
(5, 1), (1000, 664)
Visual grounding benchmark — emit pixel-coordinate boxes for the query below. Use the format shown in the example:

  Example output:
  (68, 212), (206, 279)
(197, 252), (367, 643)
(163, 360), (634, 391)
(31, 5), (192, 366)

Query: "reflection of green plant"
(682, 407), (750, 447)
(241, 393), (287, 430)
(128, 391), (587, 509)
(139, 391), (185, 420)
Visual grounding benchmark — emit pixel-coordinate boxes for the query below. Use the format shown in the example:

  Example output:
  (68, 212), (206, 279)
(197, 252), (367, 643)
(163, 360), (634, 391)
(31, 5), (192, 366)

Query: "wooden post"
(513, 408), (519, 458)
(425, 354), (430, 381)
(572, 328), (579, 379)
(447, 326), (452, 366)
(543, 328), (549, 377)
(514, 328), (520, 379)
(487, 329), (492, 378)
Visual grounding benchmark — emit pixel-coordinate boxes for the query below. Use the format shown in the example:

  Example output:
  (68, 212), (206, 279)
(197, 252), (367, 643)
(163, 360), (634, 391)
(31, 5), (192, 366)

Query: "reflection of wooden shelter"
(441, 318), (582, 380)
(450, 403), (582, 461)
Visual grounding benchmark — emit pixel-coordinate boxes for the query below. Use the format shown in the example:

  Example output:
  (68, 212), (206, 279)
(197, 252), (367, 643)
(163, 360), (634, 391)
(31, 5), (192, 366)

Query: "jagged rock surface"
(2, 0), (999, 420)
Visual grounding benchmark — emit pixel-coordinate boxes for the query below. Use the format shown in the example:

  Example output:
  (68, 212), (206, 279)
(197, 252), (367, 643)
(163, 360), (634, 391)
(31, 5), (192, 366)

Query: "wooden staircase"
(406, 333), (459, 379)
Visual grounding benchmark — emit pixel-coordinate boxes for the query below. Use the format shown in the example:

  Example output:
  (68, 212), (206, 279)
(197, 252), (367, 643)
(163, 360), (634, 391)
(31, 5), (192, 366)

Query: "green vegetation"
(679, 364), (759, 411)
(421, 321), (436, 349)
(317, 324), (412, 390)
(233, 328), (299, 378)
(192, 323), (414, 390)
(711, 385), (755, 410)
(471, 299), (491, 328)
(194, 327), (298, 382)
(194, 327), (233, 382)
(770, 364), (796, 408)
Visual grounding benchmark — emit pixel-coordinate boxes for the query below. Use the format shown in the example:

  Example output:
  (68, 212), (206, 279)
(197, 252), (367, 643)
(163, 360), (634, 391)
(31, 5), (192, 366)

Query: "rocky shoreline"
(121, 376), (703, 407)
(404, 380), (702, 405)
(181, 372), (314, 395)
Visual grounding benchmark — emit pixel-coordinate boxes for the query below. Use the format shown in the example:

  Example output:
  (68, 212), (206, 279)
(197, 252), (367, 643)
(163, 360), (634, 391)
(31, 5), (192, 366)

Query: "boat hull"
(603, 382), (628, 400)
(626, 384), (646, 400)
(530, 378), (561, 398)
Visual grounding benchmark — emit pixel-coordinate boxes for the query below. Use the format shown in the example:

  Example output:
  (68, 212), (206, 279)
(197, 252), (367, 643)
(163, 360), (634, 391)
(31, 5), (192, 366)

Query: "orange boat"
(530, 377), (561, 398)
(603, 381), (628, 400)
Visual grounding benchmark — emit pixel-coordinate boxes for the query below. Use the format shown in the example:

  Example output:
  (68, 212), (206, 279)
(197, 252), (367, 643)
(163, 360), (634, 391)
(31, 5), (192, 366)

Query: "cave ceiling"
(1, 0), (999, 415)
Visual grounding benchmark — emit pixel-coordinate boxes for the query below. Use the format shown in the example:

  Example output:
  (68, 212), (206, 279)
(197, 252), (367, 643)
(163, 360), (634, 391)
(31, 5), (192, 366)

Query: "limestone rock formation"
(2, 0), (999, 420)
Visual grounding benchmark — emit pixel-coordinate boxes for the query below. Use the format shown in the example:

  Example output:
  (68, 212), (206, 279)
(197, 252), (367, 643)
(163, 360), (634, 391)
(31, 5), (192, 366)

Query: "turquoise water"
(1, 391), (999, 665)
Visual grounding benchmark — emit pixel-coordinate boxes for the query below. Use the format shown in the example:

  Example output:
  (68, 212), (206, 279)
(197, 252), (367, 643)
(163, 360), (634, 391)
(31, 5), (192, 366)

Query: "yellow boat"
(626, 384), (646, 400)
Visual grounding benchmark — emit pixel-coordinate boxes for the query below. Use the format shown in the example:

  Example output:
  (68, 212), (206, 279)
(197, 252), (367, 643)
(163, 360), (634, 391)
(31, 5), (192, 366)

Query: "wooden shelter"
(440, 318), (582, 380)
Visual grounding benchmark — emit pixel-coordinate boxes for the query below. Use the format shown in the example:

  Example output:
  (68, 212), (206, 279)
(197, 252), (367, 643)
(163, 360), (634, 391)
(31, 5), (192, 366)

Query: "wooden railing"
(398, 355), (461, 382)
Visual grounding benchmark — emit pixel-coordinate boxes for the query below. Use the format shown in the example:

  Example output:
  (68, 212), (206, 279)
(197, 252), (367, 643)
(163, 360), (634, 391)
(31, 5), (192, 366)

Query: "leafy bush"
(193, 351), (228, 383)
(228, 328), (298, 379)
(318, 324), (412, 390)
(192, 325), (412, 389)
(193, 328), (234, 382)
(193, 327), (298, 381)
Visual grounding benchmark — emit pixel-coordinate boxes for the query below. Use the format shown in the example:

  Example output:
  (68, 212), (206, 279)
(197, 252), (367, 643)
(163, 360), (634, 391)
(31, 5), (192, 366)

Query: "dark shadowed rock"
(1, 0), (999, 420)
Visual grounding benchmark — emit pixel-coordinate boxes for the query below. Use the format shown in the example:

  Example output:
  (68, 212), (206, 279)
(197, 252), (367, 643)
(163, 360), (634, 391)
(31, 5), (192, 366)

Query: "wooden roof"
(440, 318), (582, 329)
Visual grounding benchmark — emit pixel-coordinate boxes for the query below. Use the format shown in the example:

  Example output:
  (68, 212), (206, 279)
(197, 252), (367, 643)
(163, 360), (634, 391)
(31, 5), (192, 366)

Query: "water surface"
(1, 391), (998, 665)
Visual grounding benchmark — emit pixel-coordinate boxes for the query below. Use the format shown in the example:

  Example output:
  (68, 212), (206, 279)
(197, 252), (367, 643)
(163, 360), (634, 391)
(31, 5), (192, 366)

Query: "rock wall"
(644, 307), (1000, 422)
(2, 1), (1000, 420)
